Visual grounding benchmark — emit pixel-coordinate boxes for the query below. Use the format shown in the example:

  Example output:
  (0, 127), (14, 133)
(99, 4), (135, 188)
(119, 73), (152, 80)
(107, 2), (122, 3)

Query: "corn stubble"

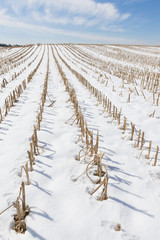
(52, 45), (109, 201)
(11, 46), (49, 233)
(1, 44), (160, 235)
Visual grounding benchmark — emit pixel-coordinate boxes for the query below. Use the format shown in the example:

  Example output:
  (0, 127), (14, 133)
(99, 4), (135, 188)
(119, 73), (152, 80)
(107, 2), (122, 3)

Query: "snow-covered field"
(0, 44), (160, 240)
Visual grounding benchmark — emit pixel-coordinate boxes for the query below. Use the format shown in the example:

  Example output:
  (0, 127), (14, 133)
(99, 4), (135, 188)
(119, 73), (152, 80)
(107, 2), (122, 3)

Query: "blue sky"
(0, 0), (159, 44)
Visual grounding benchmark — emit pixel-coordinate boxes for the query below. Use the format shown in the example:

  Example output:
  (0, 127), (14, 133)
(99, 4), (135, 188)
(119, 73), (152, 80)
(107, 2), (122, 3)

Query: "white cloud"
(5, 0), (130, 27)
(101, 25), (125, 33)
(120, 13), (131, 21)
(73, 17), (87, 26)
(0, 8), (137, 44)
(31, 10), (70, 25)
(41, 0), (130, 22)
(0, 0), (132, 42)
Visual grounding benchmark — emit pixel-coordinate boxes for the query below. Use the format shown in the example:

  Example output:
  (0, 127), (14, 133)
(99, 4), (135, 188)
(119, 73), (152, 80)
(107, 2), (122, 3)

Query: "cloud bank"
(0, 0), (135, 44)
(4, 0), (130, 28)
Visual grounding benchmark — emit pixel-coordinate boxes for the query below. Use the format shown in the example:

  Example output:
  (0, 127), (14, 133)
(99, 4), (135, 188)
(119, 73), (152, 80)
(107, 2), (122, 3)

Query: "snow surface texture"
(0, 44), (160, 240)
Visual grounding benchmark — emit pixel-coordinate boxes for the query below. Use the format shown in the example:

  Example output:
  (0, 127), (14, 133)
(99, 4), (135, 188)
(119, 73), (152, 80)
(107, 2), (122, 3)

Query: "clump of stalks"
(154, 146), (159, 166)
(115, 223), (121, 231)
(146, 141), (152, 159)
(90, 165), (108, 201)
(0, 109), (2, 123)
(131, 123), (135, 141)
(20, 162), (30, 185)
(149, 110), (155, 118)
(13, 182), (30, 234)
(127, 93), (130, 103)
(0, 78), (8, 90)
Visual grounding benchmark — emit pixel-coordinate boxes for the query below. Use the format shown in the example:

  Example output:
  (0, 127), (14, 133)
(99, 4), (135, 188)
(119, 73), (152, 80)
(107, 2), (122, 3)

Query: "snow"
(56, 45), (160, 147)
(0, 44), (160, 240)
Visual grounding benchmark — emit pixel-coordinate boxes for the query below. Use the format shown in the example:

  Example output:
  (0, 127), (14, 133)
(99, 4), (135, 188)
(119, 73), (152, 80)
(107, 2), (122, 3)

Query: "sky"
(0, 0), (159, 45)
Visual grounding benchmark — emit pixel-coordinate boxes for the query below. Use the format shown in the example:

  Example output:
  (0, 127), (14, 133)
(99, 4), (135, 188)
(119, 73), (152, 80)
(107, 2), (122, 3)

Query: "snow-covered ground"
(0, 44), (160, 240)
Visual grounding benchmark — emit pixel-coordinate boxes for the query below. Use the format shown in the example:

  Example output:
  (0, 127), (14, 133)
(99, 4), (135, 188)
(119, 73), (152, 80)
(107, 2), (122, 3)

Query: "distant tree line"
(0, 43), (21, 47)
